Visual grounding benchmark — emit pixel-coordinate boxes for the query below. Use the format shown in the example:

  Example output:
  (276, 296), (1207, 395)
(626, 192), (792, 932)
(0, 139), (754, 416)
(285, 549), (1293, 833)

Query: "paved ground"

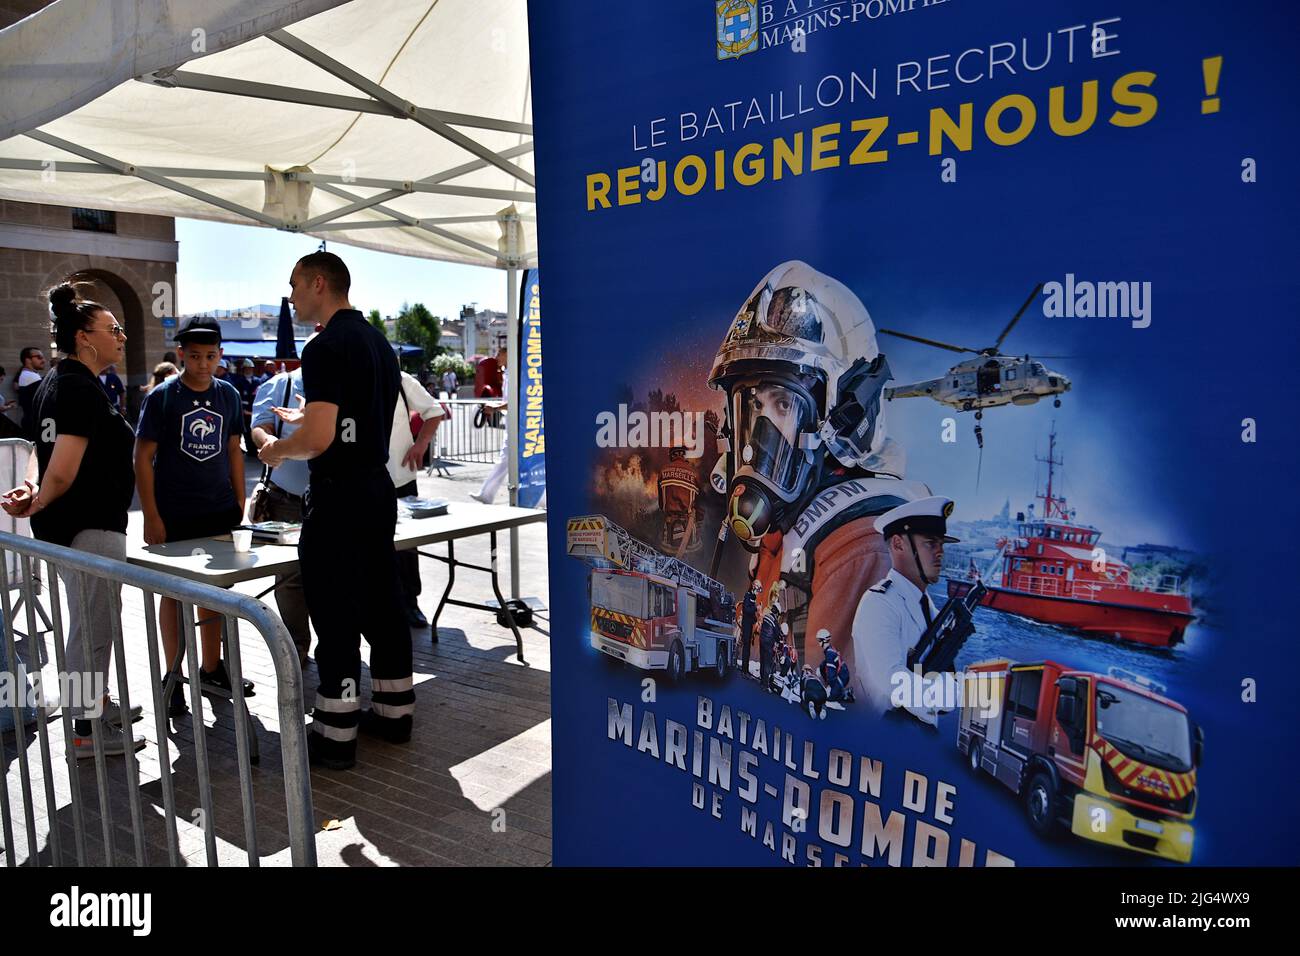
(1, 457), (552, 867)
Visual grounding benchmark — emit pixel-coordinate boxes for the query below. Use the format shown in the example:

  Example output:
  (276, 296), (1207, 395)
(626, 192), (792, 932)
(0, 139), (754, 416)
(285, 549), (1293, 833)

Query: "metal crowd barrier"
(0, 439), (31, 580)
(433, 398), (506, 465)
(0, 531), (316, 867)
(0, 440), (52, 642)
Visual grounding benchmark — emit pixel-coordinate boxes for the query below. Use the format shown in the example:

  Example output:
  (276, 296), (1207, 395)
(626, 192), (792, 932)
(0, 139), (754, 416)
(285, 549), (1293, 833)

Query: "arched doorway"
(39, 261), (151, 419)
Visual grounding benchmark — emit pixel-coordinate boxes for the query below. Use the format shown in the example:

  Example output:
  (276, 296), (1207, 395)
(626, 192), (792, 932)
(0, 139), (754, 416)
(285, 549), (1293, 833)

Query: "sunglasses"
(91, 324), (126, 338)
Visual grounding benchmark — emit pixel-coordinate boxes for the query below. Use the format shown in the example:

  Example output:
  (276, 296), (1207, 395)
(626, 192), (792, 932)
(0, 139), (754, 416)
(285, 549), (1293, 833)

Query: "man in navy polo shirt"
(259, 252), (414, 770)
(135, 317), (251, 716)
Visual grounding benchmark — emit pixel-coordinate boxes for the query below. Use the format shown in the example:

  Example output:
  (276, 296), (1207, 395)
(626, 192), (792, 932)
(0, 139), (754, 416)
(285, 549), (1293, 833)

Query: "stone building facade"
(0, 200), (177, 419)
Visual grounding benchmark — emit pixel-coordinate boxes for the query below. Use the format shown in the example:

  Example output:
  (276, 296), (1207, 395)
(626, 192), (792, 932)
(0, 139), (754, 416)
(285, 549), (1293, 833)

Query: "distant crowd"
(2, 345), (465, 443)
(0, 345), (273, 437)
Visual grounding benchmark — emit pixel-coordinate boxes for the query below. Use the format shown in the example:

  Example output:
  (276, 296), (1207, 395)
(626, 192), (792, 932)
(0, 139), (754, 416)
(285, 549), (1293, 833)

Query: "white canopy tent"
(0, 0), (538, 591)
(0, 0), (535, 265)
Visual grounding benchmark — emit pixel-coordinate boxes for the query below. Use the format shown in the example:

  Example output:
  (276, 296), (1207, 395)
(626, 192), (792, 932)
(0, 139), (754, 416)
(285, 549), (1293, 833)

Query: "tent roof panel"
(0, 0), (354, 140)
(0, 0), (536, 268)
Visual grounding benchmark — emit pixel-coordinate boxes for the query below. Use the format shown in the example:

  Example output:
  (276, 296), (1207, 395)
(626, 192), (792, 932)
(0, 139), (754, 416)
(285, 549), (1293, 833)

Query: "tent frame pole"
(268, 30), (535, 188)
(315, 215), (530, 229)
(138, 69), (534, 136)
(23, 131), (281, 227)
(507, 262), (521, 600)
(316, 183), (502, 259)
(298, 188), (409, 229)
(391, 141), (536, 188)
(0, 157), (534, 203)
(289, 172), (531, 202)
(499, 203), (524, 602)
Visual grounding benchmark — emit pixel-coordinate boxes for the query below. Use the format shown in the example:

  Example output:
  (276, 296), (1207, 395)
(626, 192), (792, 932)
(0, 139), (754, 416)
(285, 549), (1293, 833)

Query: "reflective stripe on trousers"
(370, 676), (415, 720)
(299, 470), (415, 732)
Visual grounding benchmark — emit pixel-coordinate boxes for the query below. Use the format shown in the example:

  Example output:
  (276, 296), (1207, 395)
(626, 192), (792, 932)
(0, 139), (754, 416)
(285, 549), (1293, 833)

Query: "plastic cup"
(232, 529), (253, 553)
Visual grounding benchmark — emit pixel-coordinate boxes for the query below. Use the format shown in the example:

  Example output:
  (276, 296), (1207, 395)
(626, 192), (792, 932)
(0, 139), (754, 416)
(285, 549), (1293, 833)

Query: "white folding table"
(126, 502), (546, 663)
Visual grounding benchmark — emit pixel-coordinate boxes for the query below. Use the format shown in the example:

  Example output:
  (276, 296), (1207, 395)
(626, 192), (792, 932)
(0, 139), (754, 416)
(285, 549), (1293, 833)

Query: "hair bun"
(48, 282), (78, 315)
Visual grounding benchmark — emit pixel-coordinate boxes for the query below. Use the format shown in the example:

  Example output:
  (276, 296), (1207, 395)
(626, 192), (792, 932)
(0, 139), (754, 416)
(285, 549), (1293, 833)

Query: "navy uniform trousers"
(299, 467), (415, 757)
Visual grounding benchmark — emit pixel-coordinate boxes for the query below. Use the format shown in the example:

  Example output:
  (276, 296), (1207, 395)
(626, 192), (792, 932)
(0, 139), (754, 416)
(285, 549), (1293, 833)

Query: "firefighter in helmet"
(658, 445), (701, 553)
(816, 629), (854, 704)
(708, 261), (929, 681)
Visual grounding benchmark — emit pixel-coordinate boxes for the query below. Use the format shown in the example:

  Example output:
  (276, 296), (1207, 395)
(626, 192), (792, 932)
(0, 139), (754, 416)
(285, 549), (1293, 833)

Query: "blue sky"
(175, 218), (509, 320)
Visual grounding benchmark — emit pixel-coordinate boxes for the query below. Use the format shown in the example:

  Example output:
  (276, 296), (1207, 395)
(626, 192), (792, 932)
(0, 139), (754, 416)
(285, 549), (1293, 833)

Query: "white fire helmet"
(709, 261), (893, 544)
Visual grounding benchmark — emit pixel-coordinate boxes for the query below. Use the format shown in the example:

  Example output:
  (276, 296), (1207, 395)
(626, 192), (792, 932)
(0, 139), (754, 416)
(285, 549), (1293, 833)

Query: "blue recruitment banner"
(529, 0), (1300, 867)
(517, 268), (546, 508)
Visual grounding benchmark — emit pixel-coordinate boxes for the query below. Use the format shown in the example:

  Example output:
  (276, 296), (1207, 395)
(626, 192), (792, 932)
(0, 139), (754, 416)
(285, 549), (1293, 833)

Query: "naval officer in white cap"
(850, 496), (959, 725)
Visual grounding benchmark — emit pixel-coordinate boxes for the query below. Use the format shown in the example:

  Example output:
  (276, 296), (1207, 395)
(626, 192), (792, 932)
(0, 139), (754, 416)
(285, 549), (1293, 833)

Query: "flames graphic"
(594, 454), (658, 511)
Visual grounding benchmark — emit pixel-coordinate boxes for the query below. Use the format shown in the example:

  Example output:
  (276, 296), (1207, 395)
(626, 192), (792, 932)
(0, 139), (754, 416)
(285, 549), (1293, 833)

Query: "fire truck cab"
(959, 659), (1203, 863)
(567, 515), (735, 682)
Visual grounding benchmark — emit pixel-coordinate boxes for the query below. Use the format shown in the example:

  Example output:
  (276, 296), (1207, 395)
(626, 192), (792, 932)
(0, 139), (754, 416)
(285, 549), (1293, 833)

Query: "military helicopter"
(878, 283), (1071, 422)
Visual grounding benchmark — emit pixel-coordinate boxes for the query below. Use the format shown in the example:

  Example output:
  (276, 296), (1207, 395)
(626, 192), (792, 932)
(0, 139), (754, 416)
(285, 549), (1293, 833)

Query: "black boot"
(307, 731), (356, 770)
(359, 709), (412, 744)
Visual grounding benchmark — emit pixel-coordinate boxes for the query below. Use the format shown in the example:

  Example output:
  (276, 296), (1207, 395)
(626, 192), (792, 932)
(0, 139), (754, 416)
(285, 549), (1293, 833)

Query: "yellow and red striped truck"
(567, 514), (735, 681)
(959, 659), (1203, 863)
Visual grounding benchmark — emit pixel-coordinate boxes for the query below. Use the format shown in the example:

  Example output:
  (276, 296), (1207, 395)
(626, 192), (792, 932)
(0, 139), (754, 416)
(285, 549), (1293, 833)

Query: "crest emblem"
(730, 309), (754, 340)
(180, 407), (224, 462)
(716, 1), (758, 60)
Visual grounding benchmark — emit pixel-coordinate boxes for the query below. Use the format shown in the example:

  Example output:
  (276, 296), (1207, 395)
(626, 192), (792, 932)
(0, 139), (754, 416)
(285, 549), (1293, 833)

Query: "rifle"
(906, 582), (986, 673)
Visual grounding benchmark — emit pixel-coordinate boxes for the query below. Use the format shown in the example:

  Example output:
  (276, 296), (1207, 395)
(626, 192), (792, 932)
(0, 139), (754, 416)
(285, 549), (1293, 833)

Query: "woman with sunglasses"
(1, 282), (144, 758)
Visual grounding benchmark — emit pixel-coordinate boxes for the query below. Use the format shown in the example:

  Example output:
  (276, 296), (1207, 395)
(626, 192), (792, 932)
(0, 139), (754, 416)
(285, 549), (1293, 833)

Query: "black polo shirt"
(301, 309), (399, 480)
(29, 358), (136, 547)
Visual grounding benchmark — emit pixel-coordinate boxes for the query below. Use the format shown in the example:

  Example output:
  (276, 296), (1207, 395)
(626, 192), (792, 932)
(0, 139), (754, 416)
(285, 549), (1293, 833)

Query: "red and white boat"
(947, 426), (1195, 648)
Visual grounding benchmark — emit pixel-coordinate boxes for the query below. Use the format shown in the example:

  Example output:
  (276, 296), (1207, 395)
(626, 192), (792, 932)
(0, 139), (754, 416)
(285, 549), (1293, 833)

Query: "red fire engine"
(959, 659), (1203, 863)
(567, 514), (735, 681)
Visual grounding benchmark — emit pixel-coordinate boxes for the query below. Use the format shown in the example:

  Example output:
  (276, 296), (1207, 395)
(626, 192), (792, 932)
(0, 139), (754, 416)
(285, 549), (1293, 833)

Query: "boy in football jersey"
(135, 318), (251, 716)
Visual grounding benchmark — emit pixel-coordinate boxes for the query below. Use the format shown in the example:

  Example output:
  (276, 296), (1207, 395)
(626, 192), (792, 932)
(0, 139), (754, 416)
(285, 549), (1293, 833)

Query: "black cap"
(175, 317), (222, 345)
